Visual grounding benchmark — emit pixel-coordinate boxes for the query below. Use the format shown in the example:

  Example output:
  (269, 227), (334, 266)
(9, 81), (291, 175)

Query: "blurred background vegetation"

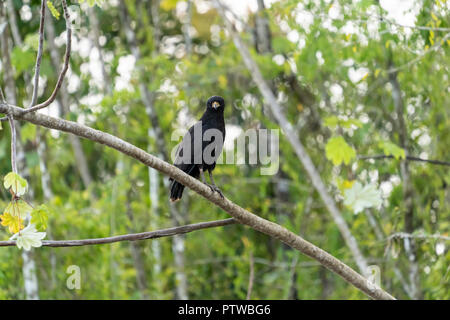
(0, 0), (449, 299)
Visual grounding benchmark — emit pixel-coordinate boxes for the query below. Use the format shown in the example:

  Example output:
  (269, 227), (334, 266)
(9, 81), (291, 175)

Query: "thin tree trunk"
(125, 191), (149, 299)
(44, 14), (93, 188)
(119, 2), (189, 299)
(183, 0), (193, 56)
(388, 61), (421, 299)
(88, 6), (112, 94)
(0, 7), (39, 299)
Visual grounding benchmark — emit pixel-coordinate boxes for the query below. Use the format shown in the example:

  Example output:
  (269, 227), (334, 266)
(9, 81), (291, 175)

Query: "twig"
(7, 113), (17, 173)
(0, 87), (6, 103)
(18, 0), (71, 115)
(387, 232), (450, 242)
(0, 218), (238, 247)
(386, 32), (450, 74)
(0, 103), (395, 300)
(29, 0), (46, 107)
(358, 154), (450, 167)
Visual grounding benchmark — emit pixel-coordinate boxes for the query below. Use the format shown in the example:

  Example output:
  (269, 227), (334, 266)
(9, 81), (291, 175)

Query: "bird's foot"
(206, 184), (224, 198)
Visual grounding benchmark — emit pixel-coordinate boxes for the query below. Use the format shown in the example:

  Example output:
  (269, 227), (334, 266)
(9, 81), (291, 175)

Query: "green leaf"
(378, 141), (405, 160)
(47, 1), (60, 20)
(5, 200), (33, 218)
(30, 205), (49, 232)
(3, 172), (28, 196)
(10, 47), (35, 75)
(344, 182), (383, 214)
(325, 136), (356, 166)
(24, 34), (40, 51)
(324, 116), (363, 129)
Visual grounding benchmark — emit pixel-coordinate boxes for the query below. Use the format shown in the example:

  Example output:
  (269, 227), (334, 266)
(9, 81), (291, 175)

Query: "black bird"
(169, 96), (226, 201)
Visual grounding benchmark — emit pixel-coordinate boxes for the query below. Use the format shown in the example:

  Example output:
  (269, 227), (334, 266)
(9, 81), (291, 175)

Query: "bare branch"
(387, 32), (450, 74)
(7, 113), (17, 173)
(19, 0), (71, 115)
(0, 102), (395, 300)
(0, 87), (5, 103)
(29, 0), (46, 107)
(358, 154), (450, 166)
(0, 218), (237, 247)
(387, 232), (450, 242)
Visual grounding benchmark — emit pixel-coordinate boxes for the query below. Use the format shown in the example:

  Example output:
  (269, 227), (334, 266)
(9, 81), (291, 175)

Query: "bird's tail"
(169, 179), (185, 202)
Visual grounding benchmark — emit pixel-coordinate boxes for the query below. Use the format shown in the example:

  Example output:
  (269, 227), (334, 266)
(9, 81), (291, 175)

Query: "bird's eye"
(212, 101), (220, 109)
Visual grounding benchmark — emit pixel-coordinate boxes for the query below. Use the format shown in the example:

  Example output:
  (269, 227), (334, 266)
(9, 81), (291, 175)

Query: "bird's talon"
(206, 184), (224, 198)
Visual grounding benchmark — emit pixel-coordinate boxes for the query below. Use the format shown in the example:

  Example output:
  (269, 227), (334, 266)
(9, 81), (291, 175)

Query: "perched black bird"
(169, 96), (226, 201)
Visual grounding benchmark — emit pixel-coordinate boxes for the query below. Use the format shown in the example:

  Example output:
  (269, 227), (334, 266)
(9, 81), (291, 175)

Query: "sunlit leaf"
(344, 182), (382, 214)
(31, 205), (50, 232)
(0, 211), (24, 234)
(378, 141), (405, 160)
(47, 1), (60, 20)
(325, 136), (356, 166)
(3, 172), (28, 196)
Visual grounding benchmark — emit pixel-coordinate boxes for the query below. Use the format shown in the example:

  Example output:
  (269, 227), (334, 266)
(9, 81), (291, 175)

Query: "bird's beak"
(212, 101), (220, 109)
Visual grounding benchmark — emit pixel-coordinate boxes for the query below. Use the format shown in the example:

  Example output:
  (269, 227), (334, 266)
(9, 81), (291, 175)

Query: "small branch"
(7, 113), (17, 173)
(29, 0), (46, 107)
(0, 87), (6, 103)
(358, 154), (450, 167)
(0, 218), (238, 247)
(386, 32), (450, 74)
(387, 232), (450, 242)
(19, 0), (71, 115)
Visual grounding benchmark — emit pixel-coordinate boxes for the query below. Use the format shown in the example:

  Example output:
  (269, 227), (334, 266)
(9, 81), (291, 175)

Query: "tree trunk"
(44, 13), (93, 188)
(0, 8), (40, 299)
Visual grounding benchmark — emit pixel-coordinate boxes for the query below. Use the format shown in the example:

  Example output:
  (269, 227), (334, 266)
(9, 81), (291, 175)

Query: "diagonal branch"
(0, 102), (395, 300)
(0, 218), (238, 247)
(214, 0), (369, 276)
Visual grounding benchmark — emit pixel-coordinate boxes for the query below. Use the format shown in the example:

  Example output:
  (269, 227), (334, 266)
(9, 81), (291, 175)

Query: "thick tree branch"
(0, 218), (237, 247)
(0, 102), (395, 300)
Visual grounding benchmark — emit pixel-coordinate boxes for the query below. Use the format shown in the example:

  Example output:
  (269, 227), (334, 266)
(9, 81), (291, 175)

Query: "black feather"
(169, 96), (226, 201)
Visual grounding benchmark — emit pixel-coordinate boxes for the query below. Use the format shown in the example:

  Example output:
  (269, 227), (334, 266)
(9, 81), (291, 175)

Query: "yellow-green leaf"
(5, 200), (33, 218)
(378, 141), (405, 160)
(30, 205), (49, 232)
(47, 1), (60, 20)
(0, 211), (24, 234)
(325, 136), (356, 166)
(3, 172), (28, 196)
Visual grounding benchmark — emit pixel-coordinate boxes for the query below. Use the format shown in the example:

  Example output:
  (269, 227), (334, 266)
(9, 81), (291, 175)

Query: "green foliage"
(30, 205), (50, 232)
(10, 47), (35, 76)
(47, 1), (60, 20)
(325, 136), (356, 166)
(0, 0), (448, 300)
(4, 172), (28, 196)
(378, 141), (406, 160)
